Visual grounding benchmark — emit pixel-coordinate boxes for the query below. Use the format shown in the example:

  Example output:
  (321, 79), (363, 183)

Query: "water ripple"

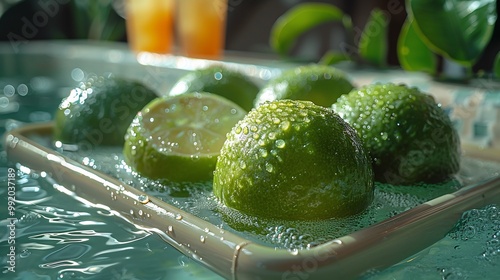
(40, 260), (81, 269)
(43, 244), (91, 262)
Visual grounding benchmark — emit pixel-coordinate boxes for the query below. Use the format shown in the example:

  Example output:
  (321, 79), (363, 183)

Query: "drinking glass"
(125, 0), (175, 54)
(176, 0), (228, 59)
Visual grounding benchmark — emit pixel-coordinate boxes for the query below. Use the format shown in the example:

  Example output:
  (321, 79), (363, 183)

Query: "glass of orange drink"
(125, 0), (175, 54)
(176, 0), (228, 59)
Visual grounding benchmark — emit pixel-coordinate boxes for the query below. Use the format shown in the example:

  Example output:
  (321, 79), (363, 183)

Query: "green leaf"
(270, 3), (349, 56)
(495, 51), (500, 78)
(319, 50), (352, 65)
(397, 18), (437, 74)
(358, 9), (389, 67)
(408, 0), (497, 66)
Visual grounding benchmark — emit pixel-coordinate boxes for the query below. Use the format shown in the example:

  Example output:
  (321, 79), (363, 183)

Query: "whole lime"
(332, 83), (461, 185)
(168, 65), (260, 111)
(213, 100), (374, 220)
(254, 64), (354, 107)
(54, 75), (157, 146)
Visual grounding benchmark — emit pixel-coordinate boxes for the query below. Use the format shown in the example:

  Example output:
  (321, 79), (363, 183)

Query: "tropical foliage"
(270, 0), (499, 79)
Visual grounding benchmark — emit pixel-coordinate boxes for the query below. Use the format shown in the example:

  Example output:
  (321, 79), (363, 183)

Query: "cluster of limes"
(54, 64), (460, 221)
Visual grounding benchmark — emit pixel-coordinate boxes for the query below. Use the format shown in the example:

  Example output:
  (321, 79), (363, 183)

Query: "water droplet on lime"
(275, 139), (285, 149)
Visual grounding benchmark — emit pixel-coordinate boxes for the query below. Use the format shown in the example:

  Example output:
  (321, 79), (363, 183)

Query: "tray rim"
(5, 122), (500, 279)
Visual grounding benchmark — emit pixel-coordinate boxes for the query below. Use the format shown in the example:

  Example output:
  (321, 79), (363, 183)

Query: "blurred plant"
(0, 0), (125, 41)
(0, 0), (23, 16)
(72, 0), (125, 41)
(270, 3), (354, 64)
(270, 0), (499, 80)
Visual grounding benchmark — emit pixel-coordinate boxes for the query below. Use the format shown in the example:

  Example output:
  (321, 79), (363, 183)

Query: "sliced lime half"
(123, 92), (247, 182)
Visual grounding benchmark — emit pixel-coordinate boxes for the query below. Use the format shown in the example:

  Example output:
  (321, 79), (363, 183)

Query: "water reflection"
(0, 168), (222, 279)
(363, 204), (500, 279)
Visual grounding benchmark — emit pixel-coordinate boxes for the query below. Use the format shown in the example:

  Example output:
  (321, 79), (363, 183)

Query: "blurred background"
(0, 0), (499, 71)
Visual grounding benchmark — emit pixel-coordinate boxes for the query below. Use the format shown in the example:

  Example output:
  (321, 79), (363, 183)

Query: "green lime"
(213, 100), (374, 220)
(123, 92), (247, 182)
(332, 83), (461, 185)
(168, 65), (260, 111)
(54, 75), (157, 146)
(254, 64), (354, 107)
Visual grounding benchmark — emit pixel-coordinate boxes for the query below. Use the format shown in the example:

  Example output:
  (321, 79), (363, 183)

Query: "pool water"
(0, 164), (223, 280)
(363, 204), (500, 279)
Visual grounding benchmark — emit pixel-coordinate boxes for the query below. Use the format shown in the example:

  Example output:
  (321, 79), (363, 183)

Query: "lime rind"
(213, 100), (374, 220)
(254, 64), (354, 107)
(168, 66), (260, 111)
(333, 83), (461, 184)
(54, 76), (158, 146)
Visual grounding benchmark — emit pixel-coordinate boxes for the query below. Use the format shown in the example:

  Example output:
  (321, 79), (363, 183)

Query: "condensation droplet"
(380, 132), (388, 140)
(239, 161), (247, 169)
(280, 121), (291, 131)
(242, 126), (249, 135)
(259, 148), (268, 158)
(289, 248), (299, 256)
(138, 194), (150, 204)
(265, 163), (274, 173)
(275, 139), (285, 149)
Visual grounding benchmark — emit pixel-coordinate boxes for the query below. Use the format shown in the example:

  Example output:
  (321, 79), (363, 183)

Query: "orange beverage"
(125, 0), (174, 54)
(176, 0), (228, 59)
